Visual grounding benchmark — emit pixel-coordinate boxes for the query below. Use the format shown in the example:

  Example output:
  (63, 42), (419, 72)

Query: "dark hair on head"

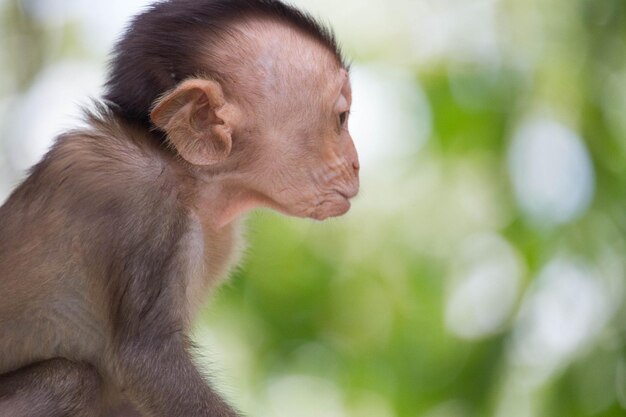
(104, 0), (346, 129)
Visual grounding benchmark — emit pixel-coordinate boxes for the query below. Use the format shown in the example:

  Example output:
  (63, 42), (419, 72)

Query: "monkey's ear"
(150, 79), (236, 165)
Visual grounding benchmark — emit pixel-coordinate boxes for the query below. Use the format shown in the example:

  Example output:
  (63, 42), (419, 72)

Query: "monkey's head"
(106, 1), (359, 223)
(151, 22), (359, 221)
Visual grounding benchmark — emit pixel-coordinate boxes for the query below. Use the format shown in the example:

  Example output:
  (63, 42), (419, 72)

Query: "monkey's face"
(245, 68), (360, 221)
(150, 29), (359, 223)
(291, 74), (360, 221)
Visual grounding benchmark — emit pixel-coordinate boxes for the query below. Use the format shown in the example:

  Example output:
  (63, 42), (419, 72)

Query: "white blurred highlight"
(508, 117), (595, 227)
(495, 257), (613, 417)
(407, 0), (501, 65)
(5, 61), (102, 173)
(349, 65), (431, 173)
(445, 233), (523, 340)
(510, 258), (610, 381)
(23, 0), (153, 51)
(260, 375), (345, 417)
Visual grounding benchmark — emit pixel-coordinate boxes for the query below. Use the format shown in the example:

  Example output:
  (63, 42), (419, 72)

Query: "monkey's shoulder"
(4, 115), (187, 246)
(47, 119), (178, 204)
(52, 118), (171, 192)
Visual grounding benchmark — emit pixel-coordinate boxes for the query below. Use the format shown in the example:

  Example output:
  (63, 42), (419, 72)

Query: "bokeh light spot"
(446, 233), (523, 340)
(510, 258), (610, 380)
(508, 117), (595, 228)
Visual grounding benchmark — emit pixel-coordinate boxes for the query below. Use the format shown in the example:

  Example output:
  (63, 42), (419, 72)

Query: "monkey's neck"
(193, 179), (266, 230)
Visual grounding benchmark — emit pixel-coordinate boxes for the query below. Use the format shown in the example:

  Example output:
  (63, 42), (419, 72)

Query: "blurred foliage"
(2, 0), (626, 417)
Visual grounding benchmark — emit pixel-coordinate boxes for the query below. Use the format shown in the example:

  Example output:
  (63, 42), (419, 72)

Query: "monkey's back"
(0, 113), (187, 374)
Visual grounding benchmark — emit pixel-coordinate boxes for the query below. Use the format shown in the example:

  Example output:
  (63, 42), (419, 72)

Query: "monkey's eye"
(338, 111), (349, 128)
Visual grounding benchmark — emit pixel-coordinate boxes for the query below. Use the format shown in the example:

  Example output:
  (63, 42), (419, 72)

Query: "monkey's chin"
(310, 196), (351, 221)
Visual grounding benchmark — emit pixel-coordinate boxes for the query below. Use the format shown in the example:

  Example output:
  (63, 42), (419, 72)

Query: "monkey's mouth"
(308, 191), (351, 220)
(336, 185), (359, 200)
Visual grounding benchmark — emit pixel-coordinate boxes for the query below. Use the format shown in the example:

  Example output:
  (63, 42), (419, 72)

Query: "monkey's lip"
(310, 192), (352, 220)
(336, 188), (358, 200)
(331, 190), (353, 216)
(327, 196), (351, 219)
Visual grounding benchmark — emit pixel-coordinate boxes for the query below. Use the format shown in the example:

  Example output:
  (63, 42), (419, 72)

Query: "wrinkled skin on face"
(151, 19), (359, 228)
(241, 63), (359, 221)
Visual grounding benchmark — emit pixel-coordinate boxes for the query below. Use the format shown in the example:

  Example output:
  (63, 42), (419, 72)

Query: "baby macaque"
(0, 0), (359, 416)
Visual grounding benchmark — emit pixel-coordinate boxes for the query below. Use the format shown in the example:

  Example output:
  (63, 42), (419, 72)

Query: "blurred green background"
(2, 0), (626, 416)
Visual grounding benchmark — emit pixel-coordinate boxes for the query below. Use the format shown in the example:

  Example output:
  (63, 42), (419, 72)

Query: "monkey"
(0, 0), (359, 416)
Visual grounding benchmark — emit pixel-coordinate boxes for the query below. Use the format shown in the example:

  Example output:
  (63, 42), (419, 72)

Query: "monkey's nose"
(343, 136), (360, 175)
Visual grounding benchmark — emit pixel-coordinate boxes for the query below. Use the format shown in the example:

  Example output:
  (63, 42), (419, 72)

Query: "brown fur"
(0, 108), (245, 416)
